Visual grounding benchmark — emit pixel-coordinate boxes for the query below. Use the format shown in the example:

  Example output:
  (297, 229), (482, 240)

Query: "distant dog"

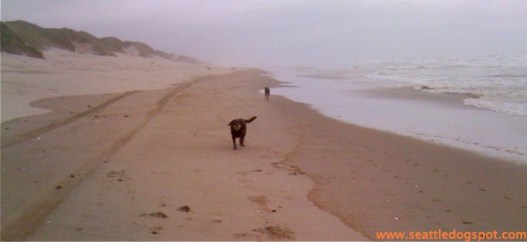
(264, 87), (270, 100)
(228, 116), (257, 150)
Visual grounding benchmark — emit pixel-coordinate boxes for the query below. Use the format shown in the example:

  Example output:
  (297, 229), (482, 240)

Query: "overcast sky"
(2, 0), (526, 65)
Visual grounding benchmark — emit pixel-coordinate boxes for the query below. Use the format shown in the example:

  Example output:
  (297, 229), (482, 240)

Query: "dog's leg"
(232, 137), (237, 150)
(240, 134), (245, 147)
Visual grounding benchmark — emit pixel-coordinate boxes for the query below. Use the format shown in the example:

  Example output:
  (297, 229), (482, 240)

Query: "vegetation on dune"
(0, 22), (45, 58)
(0, 20), (201, 64)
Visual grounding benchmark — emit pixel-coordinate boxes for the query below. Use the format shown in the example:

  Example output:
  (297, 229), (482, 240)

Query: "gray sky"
(2, 0), (526, 66)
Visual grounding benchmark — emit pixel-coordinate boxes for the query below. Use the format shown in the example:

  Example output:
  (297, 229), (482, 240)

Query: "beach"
(2, 52), (526, 241)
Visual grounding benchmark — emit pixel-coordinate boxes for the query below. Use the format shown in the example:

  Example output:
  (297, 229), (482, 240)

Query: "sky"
(1, 0), (526, 66)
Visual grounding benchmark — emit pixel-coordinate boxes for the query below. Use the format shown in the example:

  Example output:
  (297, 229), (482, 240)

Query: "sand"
(1, 53), (366, 240)
(2, 52), (526, 241)
(1, 49), (233, 122)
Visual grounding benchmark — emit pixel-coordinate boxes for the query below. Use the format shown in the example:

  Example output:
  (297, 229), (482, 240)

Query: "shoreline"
(272, 91), (527, 238)
(354, 86), (527, 164)
(268, 69), (527, 164)
(2, 66), (526, 240)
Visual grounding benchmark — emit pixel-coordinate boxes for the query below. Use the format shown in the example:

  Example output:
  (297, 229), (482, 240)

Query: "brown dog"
(228, 116), (257, 150)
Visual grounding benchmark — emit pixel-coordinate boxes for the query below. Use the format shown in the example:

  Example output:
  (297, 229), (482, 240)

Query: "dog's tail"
(245, 116), (257, 123)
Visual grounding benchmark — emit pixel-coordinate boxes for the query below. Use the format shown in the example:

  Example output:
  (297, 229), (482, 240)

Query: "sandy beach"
(1, 53), (366, 240)
(2, 52), (526, 241)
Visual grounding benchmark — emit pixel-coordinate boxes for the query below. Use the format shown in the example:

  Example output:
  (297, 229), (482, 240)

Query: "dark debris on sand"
(178, 205), (191, 213)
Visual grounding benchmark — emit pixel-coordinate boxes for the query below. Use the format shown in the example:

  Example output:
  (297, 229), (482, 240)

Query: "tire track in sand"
(1, 91), (137, 149)
(1, 83), (190, 241)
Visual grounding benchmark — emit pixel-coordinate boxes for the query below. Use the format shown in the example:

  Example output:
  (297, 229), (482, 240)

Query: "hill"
(0, 20), (201, 64)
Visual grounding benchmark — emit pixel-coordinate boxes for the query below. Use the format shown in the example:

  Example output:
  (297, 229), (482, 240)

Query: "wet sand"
(277, 90), (527, 237)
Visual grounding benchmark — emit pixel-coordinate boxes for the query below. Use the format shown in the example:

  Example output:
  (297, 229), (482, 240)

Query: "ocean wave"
(356, 54), (527, 117)
(286, 54), (527, 117)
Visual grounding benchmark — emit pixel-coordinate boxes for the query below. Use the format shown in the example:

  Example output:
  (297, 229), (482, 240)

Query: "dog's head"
(231, 122), (242, 131)
(228, 119), (243, 130)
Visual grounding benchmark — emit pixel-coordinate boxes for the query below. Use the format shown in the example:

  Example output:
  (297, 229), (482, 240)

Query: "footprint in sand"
(271, 162), (305, 175)
(255, 225), (295, 240)
(106, 170), (130, 182)
(247, 195), (278, 213)
(211, 219), (223, 224)
(150, 226), (163, 235)
(139, 211), (168, 218)
(462, 221), (474, 225)
(236, 169), (263, 175)
(234, 232), (259, 240)
(247, 195), (271, 211)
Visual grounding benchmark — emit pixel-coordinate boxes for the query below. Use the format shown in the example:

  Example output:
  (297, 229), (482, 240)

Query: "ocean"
(264, 53), (527, 164)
